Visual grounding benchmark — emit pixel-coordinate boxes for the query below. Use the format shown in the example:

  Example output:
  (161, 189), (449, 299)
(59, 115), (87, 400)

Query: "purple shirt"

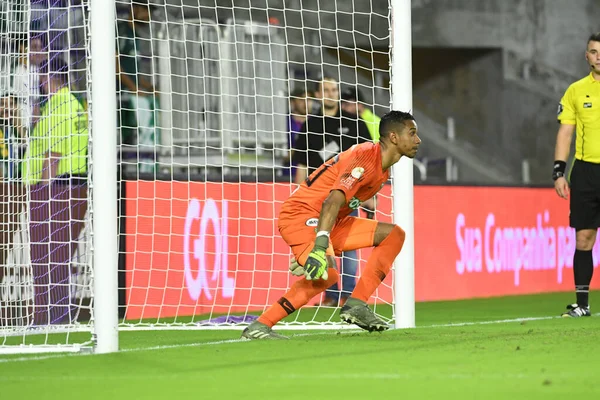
(288, 116), (304, 148)
(285, 116), (305, 177)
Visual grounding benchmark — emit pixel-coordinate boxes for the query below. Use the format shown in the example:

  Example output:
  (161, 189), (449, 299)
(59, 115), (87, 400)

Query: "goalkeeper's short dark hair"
(379, 111), (416, 140)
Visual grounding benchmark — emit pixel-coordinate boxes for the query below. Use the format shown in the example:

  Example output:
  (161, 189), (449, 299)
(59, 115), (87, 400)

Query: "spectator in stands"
(116, 0), (156, 155)
(22, 57), (88, 325)
(283, 87), (312, 180)
(14, 33), (48, 128)
(292, 77), (372, 183)
(12, 40), (37, 130)
(30, 0), (76, 53)
(29, 0), (88, 95)
(341, 87), (378, 218)
(292, 76), (371, 307)
(0, 94), (26, 179)
(340, 86), (382, 143)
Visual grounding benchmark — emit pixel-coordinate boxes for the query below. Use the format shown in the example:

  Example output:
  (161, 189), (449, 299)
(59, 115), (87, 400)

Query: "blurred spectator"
(29, 32), (49, 68)
(12, 35), (45, 129)
(341, 87), (379, 217)
(29, 0), (88, 95)
(292, 76), (371, 307)
(0, 94), (26, 179)
(22, 57), (88, 325)
(341, 86), (381, 143)
(292, 76), (371, 183)
(30, 0), (74, 52)
(116, 0), (157, 165)
(283, 87), (313, 180)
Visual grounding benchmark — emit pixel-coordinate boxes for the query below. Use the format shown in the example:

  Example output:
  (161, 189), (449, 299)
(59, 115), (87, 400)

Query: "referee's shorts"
(570, 159), (600, 230)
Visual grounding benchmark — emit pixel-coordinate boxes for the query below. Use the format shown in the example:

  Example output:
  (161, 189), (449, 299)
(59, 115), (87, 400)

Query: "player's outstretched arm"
(303, 190), (346, 280)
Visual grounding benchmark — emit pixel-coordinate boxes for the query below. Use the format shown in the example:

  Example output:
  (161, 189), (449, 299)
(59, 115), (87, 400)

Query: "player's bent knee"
(392, 225), (406, 244)
(383, 225), (405, 256)
(374, 223), (405, 246)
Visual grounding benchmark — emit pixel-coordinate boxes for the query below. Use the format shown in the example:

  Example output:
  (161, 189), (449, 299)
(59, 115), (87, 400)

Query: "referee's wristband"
(552, 160), (567, 181)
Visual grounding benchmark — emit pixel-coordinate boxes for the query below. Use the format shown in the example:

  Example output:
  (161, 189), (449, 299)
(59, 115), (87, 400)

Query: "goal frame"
(1, 0), (414, 355)
(390, 0), (415, 329)
(91, 0), (119, 354)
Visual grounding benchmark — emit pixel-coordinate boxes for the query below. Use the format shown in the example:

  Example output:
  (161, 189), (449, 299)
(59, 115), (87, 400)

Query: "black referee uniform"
(554, 41), (600, 317)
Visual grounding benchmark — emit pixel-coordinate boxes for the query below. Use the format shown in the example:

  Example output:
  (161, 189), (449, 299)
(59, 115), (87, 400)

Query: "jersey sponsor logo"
(348, 196), (362, 209)
(305, 217), (319, 227)
(337, 127), (350, 134)
(557, 103), (563, 115)
(584, 102), (592, 108)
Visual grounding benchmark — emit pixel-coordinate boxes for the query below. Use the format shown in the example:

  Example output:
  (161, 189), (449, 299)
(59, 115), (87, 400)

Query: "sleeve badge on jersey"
(557, 103), (563, 116)
(339, 167), (365, 190)
(351, 167), (364, 179)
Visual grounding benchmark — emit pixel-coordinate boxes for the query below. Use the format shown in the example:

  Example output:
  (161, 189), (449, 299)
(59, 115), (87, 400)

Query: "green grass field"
(2, 291), (600, 399)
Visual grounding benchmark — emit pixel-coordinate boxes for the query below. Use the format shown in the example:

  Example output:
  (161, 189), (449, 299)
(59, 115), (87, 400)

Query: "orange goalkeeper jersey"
(281, 142), (389, 219)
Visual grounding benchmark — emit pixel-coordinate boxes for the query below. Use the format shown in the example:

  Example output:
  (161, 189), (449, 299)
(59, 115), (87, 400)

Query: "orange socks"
(351, 225), (405, 302)
(258, 267), (339, 327)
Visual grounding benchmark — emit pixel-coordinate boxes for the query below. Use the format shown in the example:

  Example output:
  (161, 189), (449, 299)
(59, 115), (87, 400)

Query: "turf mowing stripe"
(2, 313), (595, 363)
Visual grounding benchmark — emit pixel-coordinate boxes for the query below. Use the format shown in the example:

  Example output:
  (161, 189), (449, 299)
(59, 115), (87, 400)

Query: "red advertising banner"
(414, 186), (600, 301)
(125, 182), (600, 320)
(125, 181), (331, 320)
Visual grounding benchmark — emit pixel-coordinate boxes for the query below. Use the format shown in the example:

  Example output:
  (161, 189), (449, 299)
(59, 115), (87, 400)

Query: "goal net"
(1, 0), (402, 352)
(0, 0), (92, 353)
(119, 0), (395, 330)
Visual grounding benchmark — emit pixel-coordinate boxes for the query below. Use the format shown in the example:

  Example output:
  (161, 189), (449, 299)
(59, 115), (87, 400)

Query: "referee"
(553, 32), (600, 318)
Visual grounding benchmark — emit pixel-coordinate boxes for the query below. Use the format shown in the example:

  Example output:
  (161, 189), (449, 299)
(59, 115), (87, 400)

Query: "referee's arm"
(553, 123), (575, 199)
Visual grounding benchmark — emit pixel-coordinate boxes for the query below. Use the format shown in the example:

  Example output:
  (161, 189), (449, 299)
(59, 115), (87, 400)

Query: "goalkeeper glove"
(289, 258), (305, 276)
(303, 233), (330, 281)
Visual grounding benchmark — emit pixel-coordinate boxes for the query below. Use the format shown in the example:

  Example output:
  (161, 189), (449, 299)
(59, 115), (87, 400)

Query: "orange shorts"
(278, 211), (378, 267)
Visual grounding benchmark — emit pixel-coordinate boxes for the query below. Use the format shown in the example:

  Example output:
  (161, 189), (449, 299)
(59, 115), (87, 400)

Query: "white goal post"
(0, 0), (414, 354)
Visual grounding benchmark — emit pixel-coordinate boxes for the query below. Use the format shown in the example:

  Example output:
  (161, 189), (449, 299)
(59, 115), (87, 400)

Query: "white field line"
(0, 313), (593, 364)
(425, 312), (600, 327)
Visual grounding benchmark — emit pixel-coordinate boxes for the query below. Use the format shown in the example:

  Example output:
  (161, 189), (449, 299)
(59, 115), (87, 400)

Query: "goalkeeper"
(242, 110), (421, 339)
